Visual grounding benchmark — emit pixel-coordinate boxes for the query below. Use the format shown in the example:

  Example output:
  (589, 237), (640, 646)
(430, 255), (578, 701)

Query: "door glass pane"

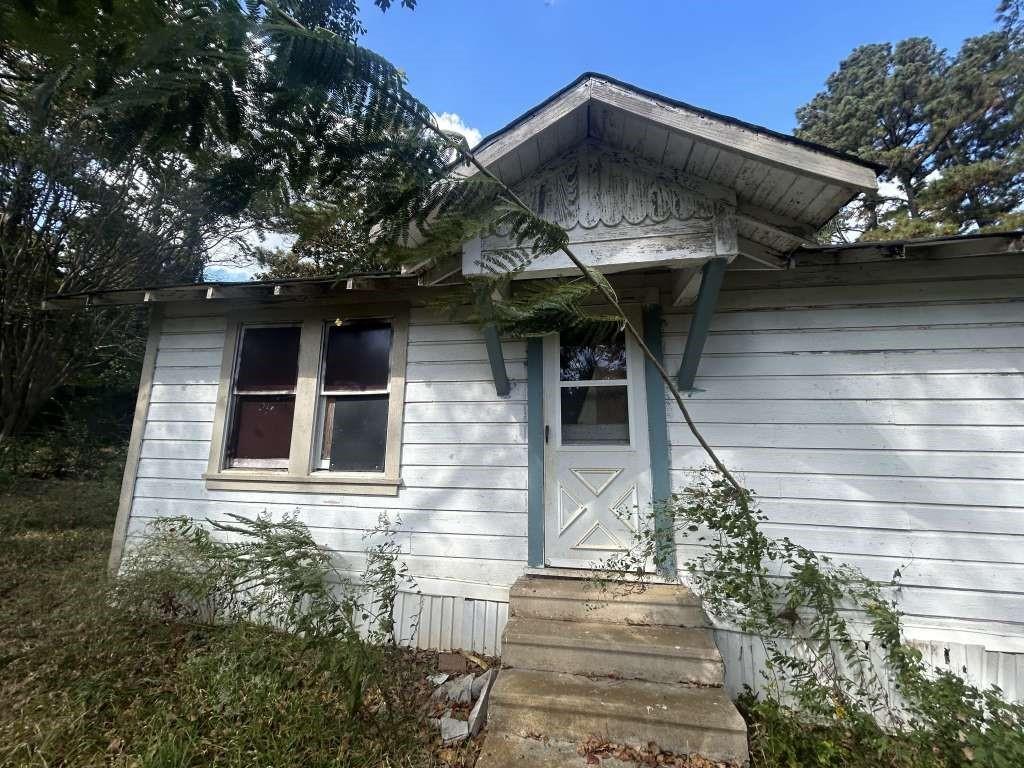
(560, 386), (629, 445)
(228, 396), (295, 461)
(327, 394), (389, 471)
(559, 329), (626, 381)
(323, 320), (392, 391)
(235, 327), (301, 392)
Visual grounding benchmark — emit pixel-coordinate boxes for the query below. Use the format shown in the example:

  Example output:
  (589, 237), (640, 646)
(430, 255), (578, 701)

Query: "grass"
(0, 471), (481, 768)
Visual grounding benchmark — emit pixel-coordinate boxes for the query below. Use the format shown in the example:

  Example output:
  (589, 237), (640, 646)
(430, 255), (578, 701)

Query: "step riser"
(503, 641), (724, 686)
(511, 597), (707, 627)
(488, 700), (747, 764)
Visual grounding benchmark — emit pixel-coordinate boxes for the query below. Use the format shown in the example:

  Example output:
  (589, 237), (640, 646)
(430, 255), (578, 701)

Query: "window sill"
(203, 471), (401, 496)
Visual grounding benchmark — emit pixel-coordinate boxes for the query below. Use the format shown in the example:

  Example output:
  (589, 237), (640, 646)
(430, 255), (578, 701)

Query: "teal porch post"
(526, 338), (545, 567)
(643, 305), (677, 578)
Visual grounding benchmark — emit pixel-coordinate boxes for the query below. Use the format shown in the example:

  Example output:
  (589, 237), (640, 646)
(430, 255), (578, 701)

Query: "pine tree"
(796, 5), (1024, 241)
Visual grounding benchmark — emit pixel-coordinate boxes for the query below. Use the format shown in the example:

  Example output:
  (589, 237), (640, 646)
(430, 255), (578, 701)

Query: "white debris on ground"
(427, 664), (498, 744)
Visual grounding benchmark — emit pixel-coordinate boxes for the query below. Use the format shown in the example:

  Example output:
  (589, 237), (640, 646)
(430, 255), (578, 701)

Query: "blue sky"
(360, 0), (1001, 142)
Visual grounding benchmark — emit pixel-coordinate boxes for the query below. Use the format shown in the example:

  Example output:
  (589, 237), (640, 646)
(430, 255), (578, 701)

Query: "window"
(205, 305), (408, 495)
(558, 329), (630, 446)
(317, 320), (393, 472)
(226, 326), (301, 468)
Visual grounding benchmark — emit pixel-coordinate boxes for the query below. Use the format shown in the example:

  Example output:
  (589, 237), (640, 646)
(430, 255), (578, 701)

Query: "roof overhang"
(794, 230), (1024, 264)
(416, 73), (881, 279)
(41, 273), (414, 310)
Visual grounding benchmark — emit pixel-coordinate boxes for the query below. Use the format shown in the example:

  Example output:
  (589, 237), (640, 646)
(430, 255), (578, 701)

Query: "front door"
(543, 311), (653, 568)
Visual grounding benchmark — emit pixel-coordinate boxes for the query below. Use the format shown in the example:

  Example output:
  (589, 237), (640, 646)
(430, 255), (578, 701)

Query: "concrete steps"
(509, 575), (707, 627)
(503, 616), (724, 685)
(477, 734), (661, 768)
(479, 575), (748, 766)
(487, 669), (747, 763)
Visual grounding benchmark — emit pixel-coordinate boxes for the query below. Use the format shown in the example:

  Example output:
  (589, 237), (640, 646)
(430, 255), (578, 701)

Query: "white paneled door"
(543, 310), (653, 568)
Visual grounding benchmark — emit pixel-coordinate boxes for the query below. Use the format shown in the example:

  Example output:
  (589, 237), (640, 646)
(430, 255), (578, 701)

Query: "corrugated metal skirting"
(393, 591), (509, 656)
(715, 629), (1024, 704)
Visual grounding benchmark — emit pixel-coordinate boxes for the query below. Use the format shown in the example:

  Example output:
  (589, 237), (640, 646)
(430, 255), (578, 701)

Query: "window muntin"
(226, 325), (301, 468)
(317, 319), (393, 472)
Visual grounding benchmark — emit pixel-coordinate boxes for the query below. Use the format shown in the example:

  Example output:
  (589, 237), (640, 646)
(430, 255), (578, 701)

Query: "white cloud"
(433, 112), (483, 148)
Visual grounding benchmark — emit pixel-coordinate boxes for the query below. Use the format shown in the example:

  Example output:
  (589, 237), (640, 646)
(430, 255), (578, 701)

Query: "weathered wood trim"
(590, 79), (878, 192)
(737, 236), (788, 269)
(203, 474), (400, 496)
(472, 80), (592, 174)
(677, 258), (728, 389)
(108, 307), (163, 574)
(527, 338), (545, 567)
(204, 302), (409, 493)
(205, 319), (241, 478)
(287, 318), (324, 476)
(642, 305), (676, 577)
(714, 202), (739, 257)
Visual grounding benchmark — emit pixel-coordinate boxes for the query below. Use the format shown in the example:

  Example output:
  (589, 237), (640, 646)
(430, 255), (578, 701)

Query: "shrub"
(112, 511), (421, 724)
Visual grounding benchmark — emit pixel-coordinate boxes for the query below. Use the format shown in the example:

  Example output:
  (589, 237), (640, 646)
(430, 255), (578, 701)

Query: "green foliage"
(796, 5), (1024, 241)
(600, 468), (1024, 768)
(1, 0), (441, 442)
(1, 475), (473, 768)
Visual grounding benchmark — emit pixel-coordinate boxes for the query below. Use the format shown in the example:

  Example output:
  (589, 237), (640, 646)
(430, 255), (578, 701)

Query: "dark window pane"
(323, 320), (392, 391)
(328, 395), (389, 472)
(236, 327), (301, 392)
(559, 330), (626, 382)
(560, 386), (629, 445)
(228, 396), (295, 461)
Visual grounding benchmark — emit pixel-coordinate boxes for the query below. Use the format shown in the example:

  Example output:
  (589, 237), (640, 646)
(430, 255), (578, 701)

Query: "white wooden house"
(47, 74), (1024, 700)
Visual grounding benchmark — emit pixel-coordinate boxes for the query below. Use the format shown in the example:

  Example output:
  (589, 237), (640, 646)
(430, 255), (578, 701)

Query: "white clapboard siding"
(667, 373), (1024, 400)
(670, 399), (1024, 426)
(403, 423), (527, 445)
(151, 366), (222, 385)
(669, 424), (1024, 452)
(666, 326), (1024, 354)
(132, 498), (527, 537)
(405, 381), (527, 403)
(671, 446), (1024, 480)
(668, 253), (1024, 652)
(666, 349), (1024, 376)
(402, 444), (527, 467)
(407, 340), (527, 363)
(667, 300), (1024, 333)
(405, 401), (527, 424)
(407, 361), (528, 382)
(124, 313), (532, 644)
(756, 498), (1024, 536)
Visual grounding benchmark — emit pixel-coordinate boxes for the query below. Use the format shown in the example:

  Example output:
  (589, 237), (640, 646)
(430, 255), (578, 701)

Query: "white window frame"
(205, 302), (408, 496)
(225, 322), (303, 471)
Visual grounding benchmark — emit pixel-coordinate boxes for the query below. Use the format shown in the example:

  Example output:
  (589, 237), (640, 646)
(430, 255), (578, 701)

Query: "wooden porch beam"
(475, 288), (511, 397)
(738, 236), (788, 269)
(677, 257), (728, 390)
(671, 265), (705, 307)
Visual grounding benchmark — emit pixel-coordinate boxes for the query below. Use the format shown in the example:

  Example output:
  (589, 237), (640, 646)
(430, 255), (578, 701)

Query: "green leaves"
(797, 14), (1024, 241)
